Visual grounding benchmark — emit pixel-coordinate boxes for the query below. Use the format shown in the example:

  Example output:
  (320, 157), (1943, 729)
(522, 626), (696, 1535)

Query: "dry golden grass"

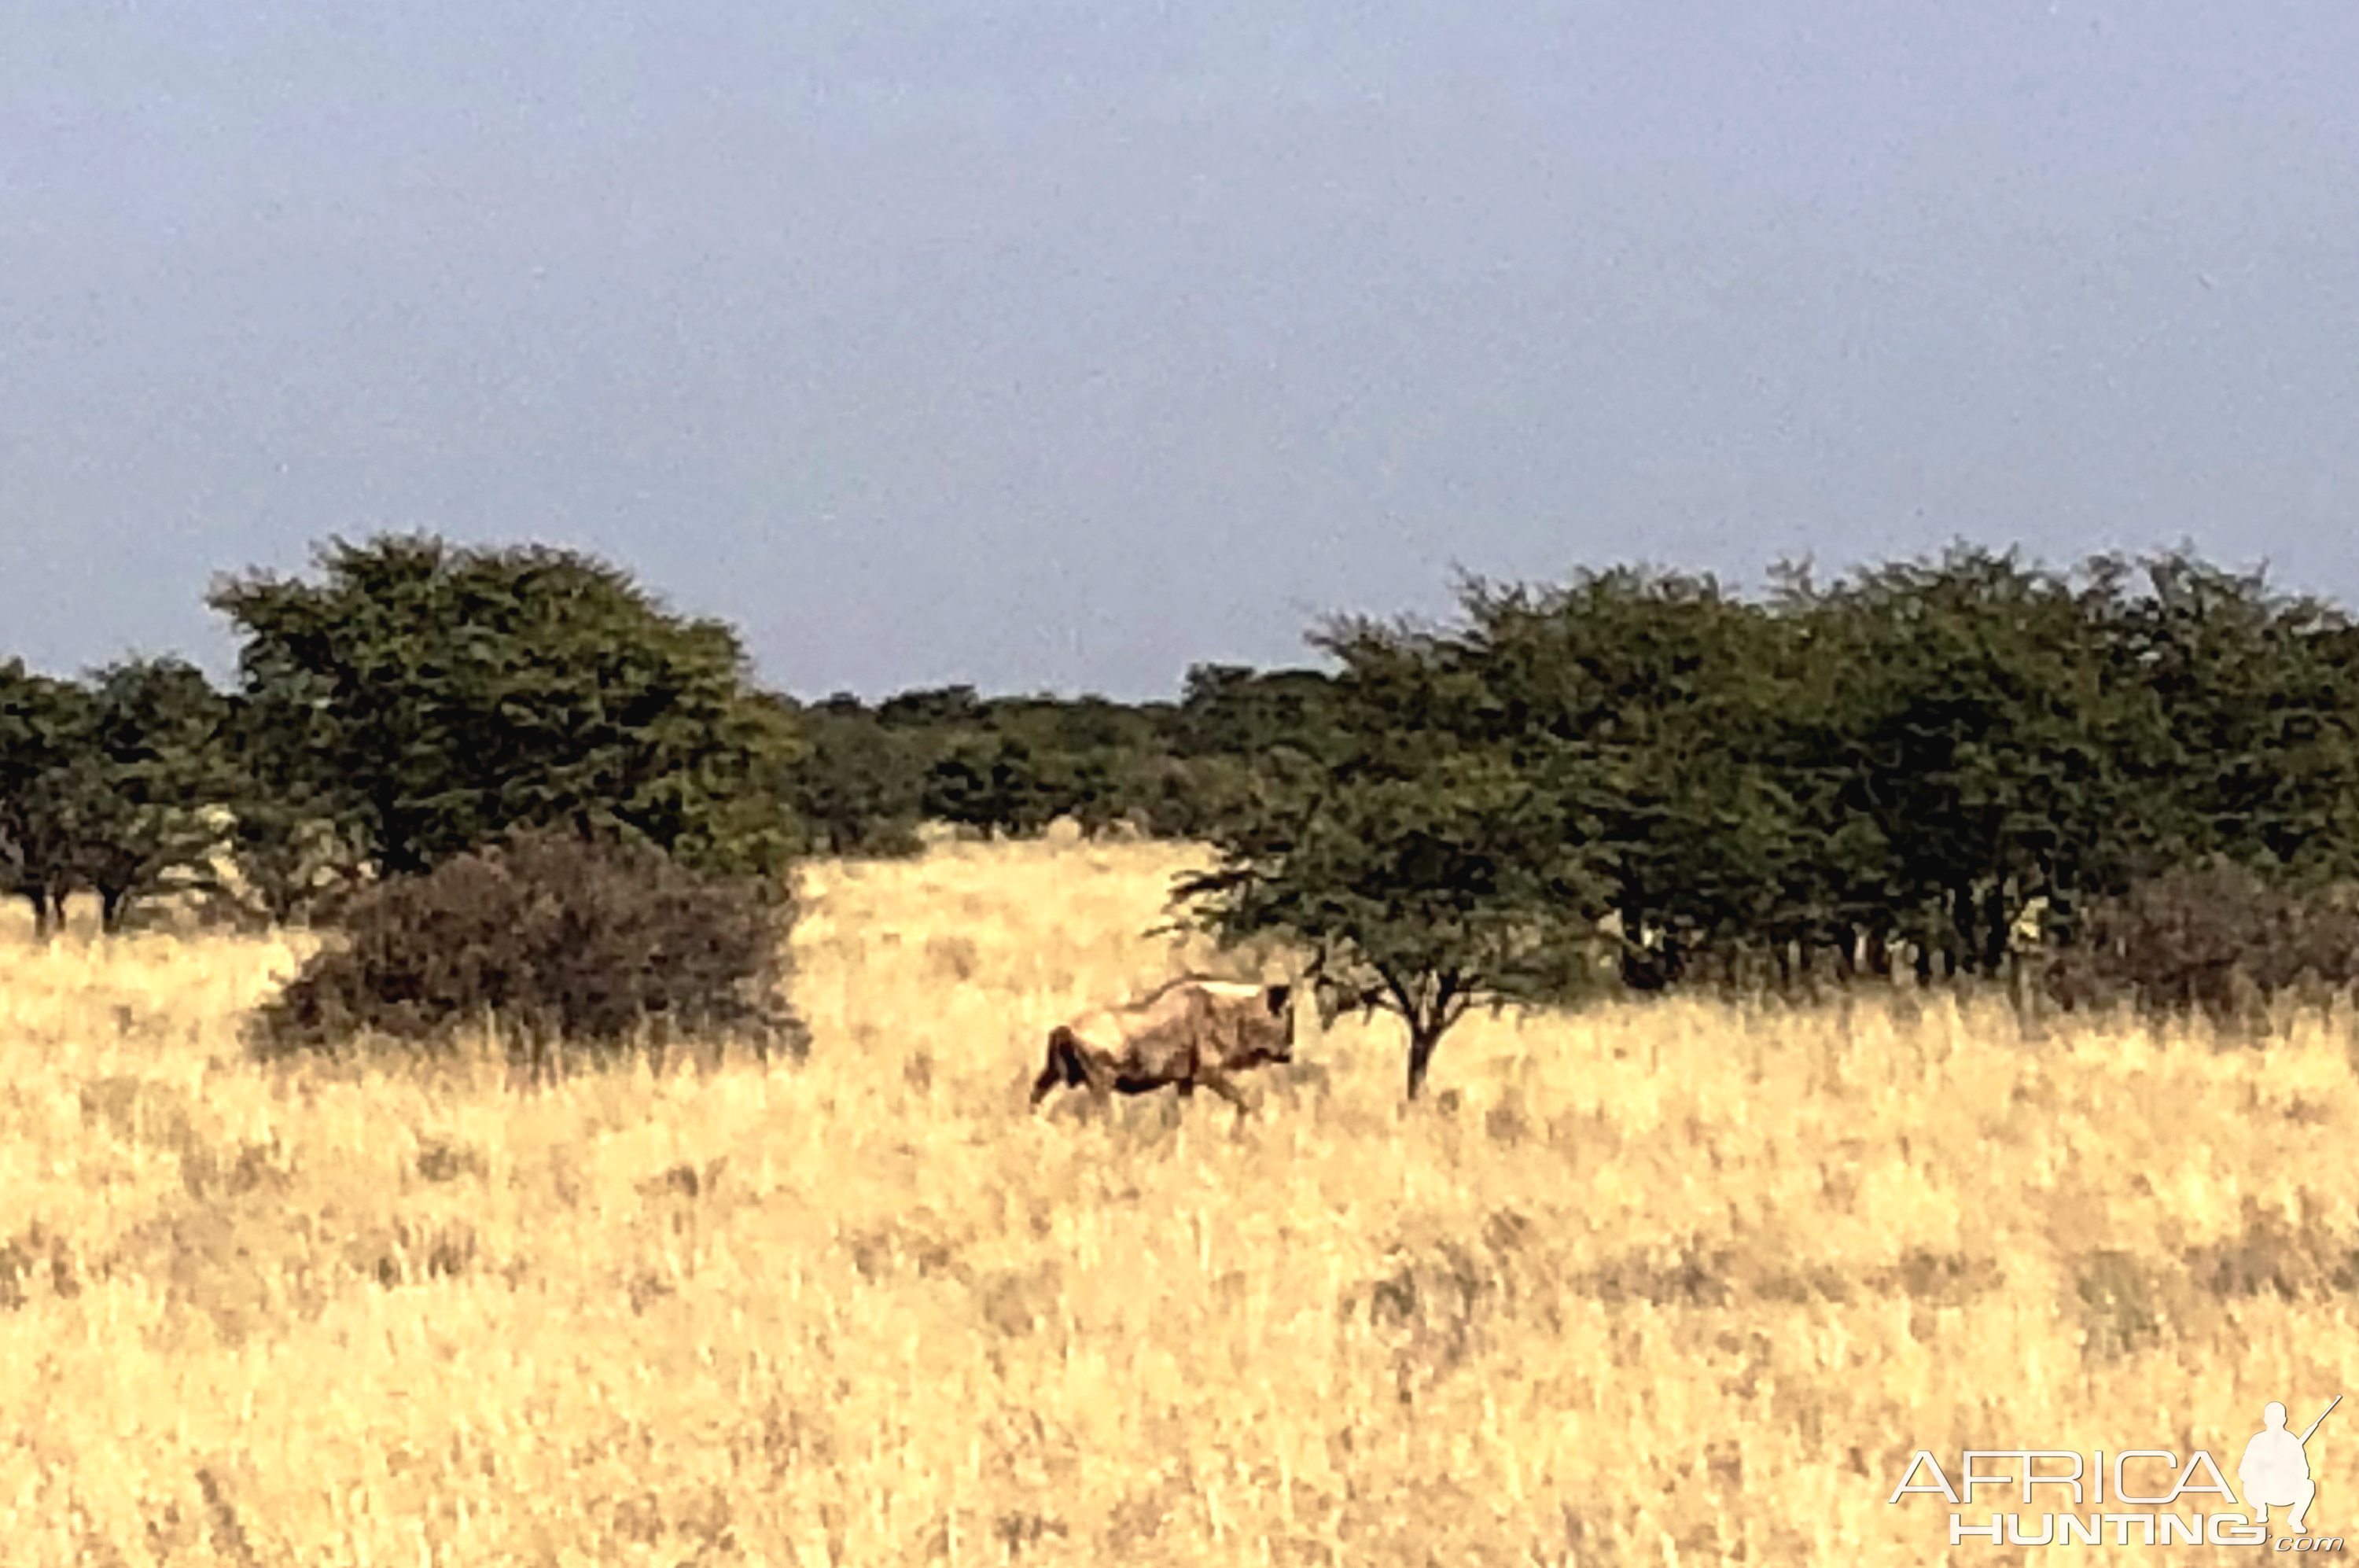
(3, 836), (2357, 1564)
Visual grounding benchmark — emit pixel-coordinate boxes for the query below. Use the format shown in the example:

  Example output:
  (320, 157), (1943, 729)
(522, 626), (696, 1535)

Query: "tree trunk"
(24, 888), (51, 940)
(1980, 883), (2011, 974)
(1405, 1021), (1445, 1100)
(1949, 884), (1977, 977)
(100, 886), (127, 936)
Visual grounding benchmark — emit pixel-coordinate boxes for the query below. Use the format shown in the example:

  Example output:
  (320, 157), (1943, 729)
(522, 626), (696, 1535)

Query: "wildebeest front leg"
(1029, 1058), (1062, 1108)
(1032, 1028), (1090, 1109)
(1029, 1038), (1067, 1107)
(1198, 1064), (1252, 1113)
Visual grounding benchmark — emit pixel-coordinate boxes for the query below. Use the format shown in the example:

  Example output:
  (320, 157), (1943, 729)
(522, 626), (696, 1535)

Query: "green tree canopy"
(0, 660), (94, 934)
(1180, 616), (1610, 1099)
(78, 657), (237, 929)
(208, 534), (801, 884)
(1446, 568), (1810, 981)
(0, 657), (233, 933)
(789, 701), (929, 856)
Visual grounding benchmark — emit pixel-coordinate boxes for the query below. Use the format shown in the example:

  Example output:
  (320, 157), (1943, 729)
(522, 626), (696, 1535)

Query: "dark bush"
(2046, 859), (2359, 1021)
(252, 829), (805, 1067)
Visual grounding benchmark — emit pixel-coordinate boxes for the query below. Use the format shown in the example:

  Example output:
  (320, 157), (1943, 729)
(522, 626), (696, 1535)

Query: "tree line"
(793, 662), (1341, 852)
(1183, 547), (2359, 1091)
(6, 532), (2357, 1095)
(0, 533), (1328, 935)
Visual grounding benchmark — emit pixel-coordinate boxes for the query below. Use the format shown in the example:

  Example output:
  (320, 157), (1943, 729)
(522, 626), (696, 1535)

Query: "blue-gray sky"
(5, 2), (2357, 700)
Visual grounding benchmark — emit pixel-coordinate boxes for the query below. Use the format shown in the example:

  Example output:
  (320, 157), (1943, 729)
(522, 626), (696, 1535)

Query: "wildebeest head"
(1189, 977), (1297, 1069)
(1301, 946), (1382, 1034)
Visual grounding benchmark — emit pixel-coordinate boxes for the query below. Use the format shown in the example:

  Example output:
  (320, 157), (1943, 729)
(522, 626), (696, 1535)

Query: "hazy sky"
(5, 2), (2356, 700)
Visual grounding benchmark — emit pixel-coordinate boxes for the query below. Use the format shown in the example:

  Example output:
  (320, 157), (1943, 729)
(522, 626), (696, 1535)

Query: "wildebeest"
(1029, 976), (1296, 1112)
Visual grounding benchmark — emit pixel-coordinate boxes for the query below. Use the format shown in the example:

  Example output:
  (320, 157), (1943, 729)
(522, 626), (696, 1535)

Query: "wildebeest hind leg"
(1080, 1052), (1117, 1108)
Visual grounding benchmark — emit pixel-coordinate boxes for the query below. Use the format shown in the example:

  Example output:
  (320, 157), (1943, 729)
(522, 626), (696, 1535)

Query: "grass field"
(2, 835), (2356, 1564)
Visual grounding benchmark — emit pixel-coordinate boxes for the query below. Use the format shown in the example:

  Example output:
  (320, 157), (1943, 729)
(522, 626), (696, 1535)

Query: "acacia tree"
(213, 687), (373, 926)
(0, 658), (237, 934)
(208, 534), (803, 887)
(1779, 549), (2133, 977)
(1177, 618), (1610, 1099)
(1779, 547), (2354, 978)
(1444, 568), (1816, 985)
(2112, 550), (2359, 885)
(77, 657), (237, 931)
(0, 661), (94, 935)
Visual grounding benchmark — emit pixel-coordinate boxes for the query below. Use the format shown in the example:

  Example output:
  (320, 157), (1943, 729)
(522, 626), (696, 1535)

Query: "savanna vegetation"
(7, 531), (2359, 1559)
(14, 534), (2359, 1095)
(1, 838), (2353, 1563)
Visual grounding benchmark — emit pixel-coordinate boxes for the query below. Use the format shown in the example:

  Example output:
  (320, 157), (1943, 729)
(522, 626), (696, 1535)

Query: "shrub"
(2045, 859), (2359, 1021)
(252, 828), (805, 1068)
